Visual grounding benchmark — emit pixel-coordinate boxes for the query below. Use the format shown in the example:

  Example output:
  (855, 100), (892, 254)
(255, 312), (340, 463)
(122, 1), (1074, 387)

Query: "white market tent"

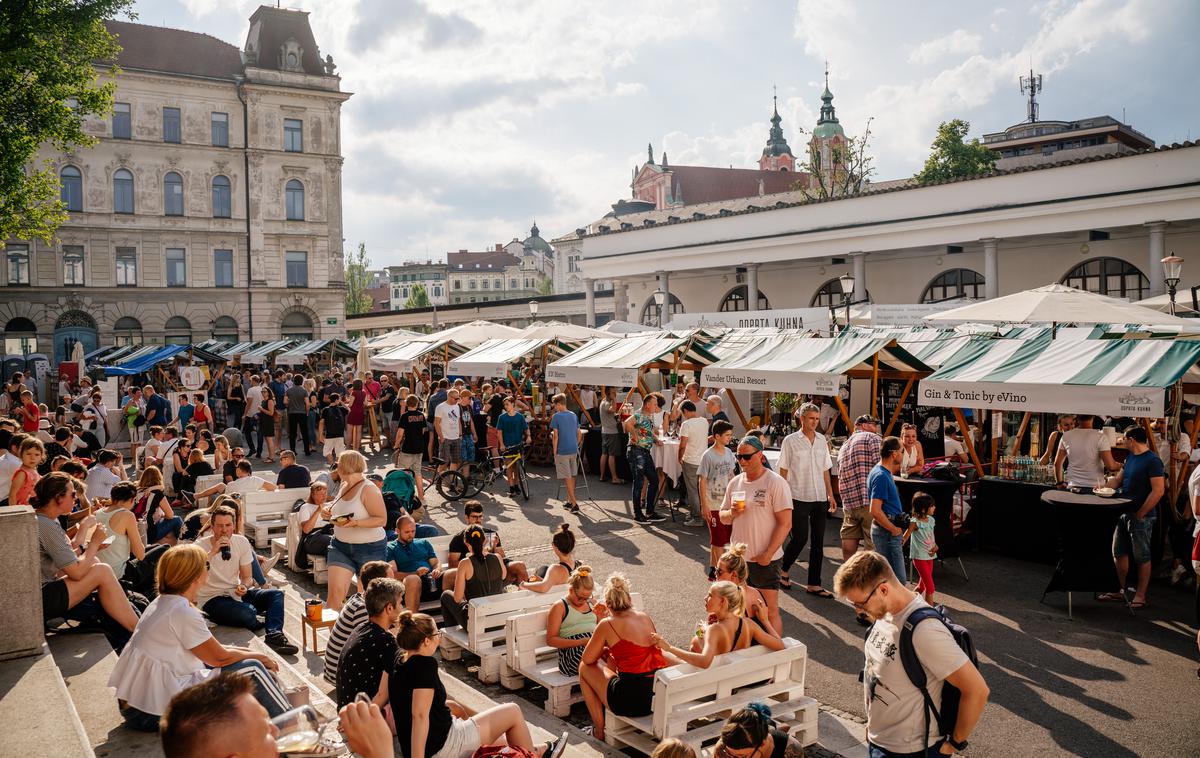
(923, 283), (1197, 327)
(274, 339), (357, 367)
(1136, 293), (1200, 316)
(425, 320), (521, 349)
(238, 340), (295, 364)
(447, 337), (569, 378)
(370, 338), (466, 372)
(366, 329), (427, 351)
(517, 320), (609, 341)
(546, 335), (718, 387)
(596, 320), (660, 335)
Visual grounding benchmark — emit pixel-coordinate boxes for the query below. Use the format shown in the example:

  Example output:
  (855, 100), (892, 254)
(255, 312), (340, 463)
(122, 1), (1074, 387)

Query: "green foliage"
(791, 119), (876, 200)
(344, 242), (374, 315)
(0, 0), (134, 242)
(914, 119), (997, 184)
(404, 283), (431, 309)
(537, 277), (554, 296)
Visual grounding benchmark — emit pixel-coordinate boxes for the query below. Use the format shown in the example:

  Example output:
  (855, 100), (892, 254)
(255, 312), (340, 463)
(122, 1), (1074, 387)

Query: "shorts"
(486, 427), (501, 453)
(840, 507), (875, 547)
(602, 433), (622, 455)
(747, 559), (782, 591)
(706, 509), (732, 548)
(439, 438), (462, 464)
(395, 451), (423, 473)
(431, 716), (481, 758)
(323, 436), (346, 458)
(128, 426), (143, 444)
(326, 537), (387, 572)
(1113, 513), (1155, 564)
(42, 579), (70, 620)
(606, 670), (658, 717)
(555, 454), (578, 479)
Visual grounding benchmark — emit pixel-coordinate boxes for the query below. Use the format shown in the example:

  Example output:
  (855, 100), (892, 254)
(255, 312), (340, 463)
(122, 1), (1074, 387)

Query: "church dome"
(523, 223), (554, 257)
(812, 76), (845, 140)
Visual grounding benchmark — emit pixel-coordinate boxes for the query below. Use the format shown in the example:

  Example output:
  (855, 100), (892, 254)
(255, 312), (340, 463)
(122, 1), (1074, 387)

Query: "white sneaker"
(260, 554), (280, 575)
(1171, 564), (1187, 585)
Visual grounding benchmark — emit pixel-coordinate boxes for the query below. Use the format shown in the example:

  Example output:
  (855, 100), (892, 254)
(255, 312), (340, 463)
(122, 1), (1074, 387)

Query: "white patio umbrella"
(923, 283), (1198, 327)
(1135, 293), (1199, 316)
(426, 320), (522, 348)
(356, 337), (370, 375)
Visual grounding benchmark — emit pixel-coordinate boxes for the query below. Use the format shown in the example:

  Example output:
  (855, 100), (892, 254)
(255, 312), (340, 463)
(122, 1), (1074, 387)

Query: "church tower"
(758, 90), (796, 172)
(808, 66), (847, 176)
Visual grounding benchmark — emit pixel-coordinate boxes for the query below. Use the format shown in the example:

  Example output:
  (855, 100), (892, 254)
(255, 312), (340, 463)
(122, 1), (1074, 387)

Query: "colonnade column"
(612, 279), (627, 323)
(745, 263), (760, 311)
(982, 238), (999, 299)
(584, 278), (596, 327)
(657, 270), (670, 327)
(1147, 221), (1167, 297)
(852, 252), (866, 302)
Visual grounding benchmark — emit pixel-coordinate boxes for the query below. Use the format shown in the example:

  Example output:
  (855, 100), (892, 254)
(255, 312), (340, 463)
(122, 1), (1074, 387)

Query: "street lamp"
(1162, 254), (1184, 315)
(653, 289), (667, 328)
(528, 299), (539, 326)
(838, 273), (855, 333)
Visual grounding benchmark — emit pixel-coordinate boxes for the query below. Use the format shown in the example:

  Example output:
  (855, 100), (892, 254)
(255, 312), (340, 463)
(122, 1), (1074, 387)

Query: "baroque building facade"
(1, 6), (350, 364)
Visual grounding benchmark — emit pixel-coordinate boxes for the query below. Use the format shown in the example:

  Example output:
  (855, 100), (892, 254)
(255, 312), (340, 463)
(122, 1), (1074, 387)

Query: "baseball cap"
(855, 414), (879, 426)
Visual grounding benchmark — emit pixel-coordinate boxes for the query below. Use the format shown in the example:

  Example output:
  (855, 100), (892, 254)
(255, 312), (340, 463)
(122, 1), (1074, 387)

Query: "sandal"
(1129, 600), (1146, 610)
(1097, 592), (1126, 602)
(543, 732), (569, 758)
(806, 587), (835, 598)
(779, 573), (793, 589)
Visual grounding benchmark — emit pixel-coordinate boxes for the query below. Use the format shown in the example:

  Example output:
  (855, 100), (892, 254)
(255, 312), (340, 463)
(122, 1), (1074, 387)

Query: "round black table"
(894, 475), (961, 560)
(1039, 489), (1135, 617)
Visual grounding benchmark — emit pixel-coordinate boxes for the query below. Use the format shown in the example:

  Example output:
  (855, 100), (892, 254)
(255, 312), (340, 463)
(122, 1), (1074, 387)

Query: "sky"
(131, 0), (1199, 267)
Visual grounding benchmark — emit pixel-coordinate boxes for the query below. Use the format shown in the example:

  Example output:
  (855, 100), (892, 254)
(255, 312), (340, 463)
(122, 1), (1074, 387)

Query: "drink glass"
(272, 705), (320, 753)
(732, 491), (746, 512)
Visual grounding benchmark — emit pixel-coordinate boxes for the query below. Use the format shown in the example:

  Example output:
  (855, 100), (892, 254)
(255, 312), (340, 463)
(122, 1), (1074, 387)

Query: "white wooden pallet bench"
(272, 528), (451, 599)
(243, 489), (305, 548)
(440, 587), (567, 685)
(603, 637), (818, 755)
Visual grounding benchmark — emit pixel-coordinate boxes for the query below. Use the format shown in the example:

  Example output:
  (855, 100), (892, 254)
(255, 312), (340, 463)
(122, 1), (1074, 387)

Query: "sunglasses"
(851, 581), (885, 610)
(735, 452), (759, 461)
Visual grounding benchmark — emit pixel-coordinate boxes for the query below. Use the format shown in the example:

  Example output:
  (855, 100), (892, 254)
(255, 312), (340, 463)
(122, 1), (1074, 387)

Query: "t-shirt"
(195, 534), (254, 606)
(1061, 428), (1112, 487)
(177, 403), (194, 428)
(269, 380), (287, 408)
(550, 410), (580, 456)
(434, 402), (461, 440)
(863, 596), (969, 753)
(324, 594), (368, 685)
(720, 469), (792, 560)
(336, 621), (397, 708)
(37, 514), (78, 584)
(386, 537), (436, 573)
(908, 517), (936, 561)
(85, 465), (123, 500)
(0, 452), (19, 501)
(628, 412), (656, 450)
(426, 390), (447, 421)
(226, 475), (270, 498)
(943, 436), (966, 461)
(390, 654), (453, 758)
(598, 400), (619, 435)
(244, 385), (263, 417)
(777, 431), (833, 502)
(486, 395), (504, 426)
(495, 412), (528, 449)
(1123, 449), (1164, 512)
(285, 385), (309, 414)
(698, 445), (736, 511)
(321, 406), (348, 438)
(398, 410), (427, 454)
(145, 394), (171, 425)
(867, 464), (903, 518)
(277, 464), (311, 490)
(297, 500), (330, 530)
(679, 416), (710, 466)
(708, 410), (730, 434)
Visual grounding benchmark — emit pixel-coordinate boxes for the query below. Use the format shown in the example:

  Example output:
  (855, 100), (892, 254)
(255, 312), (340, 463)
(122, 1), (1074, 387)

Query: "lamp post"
(653, 289), (667, 328)
(1162, 254), (1184, 316)
(838, 273), (855, 334)
(528, 299), (539, 327)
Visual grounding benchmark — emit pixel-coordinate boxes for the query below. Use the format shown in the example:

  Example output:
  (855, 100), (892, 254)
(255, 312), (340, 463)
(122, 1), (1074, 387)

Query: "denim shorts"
(1112, 512), (1155, 564)
(326, 537), (387, 572)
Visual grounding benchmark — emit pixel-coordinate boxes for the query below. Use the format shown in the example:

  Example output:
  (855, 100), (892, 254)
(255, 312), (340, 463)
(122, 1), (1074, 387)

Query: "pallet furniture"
(440, 587), (567, 684)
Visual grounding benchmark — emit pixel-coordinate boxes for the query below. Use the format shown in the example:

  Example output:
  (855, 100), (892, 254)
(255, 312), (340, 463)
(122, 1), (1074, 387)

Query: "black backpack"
(898, 604), (979, 748)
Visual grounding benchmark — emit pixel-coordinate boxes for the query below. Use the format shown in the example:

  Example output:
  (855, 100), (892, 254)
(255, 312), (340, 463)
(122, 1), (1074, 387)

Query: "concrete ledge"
(0, 506), (45, 661)
(0, 643), (94, 758)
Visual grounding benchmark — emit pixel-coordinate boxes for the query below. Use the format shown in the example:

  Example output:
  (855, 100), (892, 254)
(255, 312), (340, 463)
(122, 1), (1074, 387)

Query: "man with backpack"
(834, 551), (988, 757)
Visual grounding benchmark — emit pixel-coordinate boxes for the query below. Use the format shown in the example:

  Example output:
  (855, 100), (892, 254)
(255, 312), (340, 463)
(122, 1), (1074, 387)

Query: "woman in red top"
(191, 393), (212, 432)
(346, 379), (366, 453)
(578, 573), (667, 741)
(15, 389), (40, 433)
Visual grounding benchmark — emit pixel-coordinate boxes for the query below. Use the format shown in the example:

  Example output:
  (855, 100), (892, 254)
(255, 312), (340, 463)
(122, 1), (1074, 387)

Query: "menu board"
(915, 406), (946, 458)
(880, 379), (919, 430)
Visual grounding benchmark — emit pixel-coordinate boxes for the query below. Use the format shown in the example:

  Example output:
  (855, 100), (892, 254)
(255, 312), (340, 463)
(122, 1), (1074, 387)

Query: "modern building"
(347, 290), (615, 334)
(984, 115), (1155, 170)
(386, 261), (447, 309)
(0, 6), (350, 363)
(446, 224), (554, 304)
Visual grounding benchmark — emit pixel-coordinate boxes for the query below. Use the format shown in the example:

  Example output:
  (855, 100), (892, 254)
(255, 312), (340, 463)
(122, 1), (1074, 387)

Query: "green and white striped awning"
(918, 336), (1200, 417)
(700, 336), (930, 394)
(448, 338), (566, 378)
(371, 339), (466, 373)
(546, 336), (719, 387)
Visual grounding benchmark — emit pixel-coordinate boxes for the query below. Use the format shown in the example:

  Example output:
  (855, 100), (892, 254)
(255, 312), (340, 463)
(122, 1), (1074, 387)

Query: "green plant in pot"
(771, 393), (798, 436)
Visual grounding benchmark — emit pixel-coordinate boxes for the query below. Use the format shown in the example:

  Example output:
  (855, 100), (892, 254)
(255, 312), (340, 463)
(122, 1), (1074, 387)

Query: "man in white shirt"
(777, 402), (837, 596)
(196, 505), (297, 654)
(835, 551), (988, 757)
(85, 449), (126, 500)
(942, 424), (968, 463)
(244, 375), (264, 457)
(677, 400), (710, 527)
(1054, 414), (1117, 487)
(197, 460), (277, 501)
(434, 388), (462, 473)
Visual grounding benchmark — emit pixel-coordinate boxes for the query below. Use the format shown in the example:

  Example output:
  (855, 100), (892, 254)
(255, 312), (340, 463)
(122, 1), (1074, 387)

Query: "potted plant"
(770, 393), (798, 439)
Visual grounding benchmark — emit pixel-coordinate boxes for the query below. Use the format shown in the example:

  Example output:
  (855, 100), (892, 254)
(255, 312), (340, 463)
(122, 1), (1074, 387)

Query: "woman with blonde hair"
(650, 739), (697, 758)
(546, 565), (606, 677)
(212, 434), (231, 473)
(136, 466), (181, 545)
(324, 449), (388, 610)
(650, 581), (783, 668)
(107, 544), (286, 732)
(578, 574), (668, 741)
(716, 543), (779, 639)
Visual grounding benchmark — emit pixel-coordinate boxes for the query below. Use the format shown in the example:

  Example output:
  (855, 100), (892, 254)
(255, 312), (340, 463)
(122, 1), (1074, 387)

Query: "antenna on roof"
(1019, 69), (1043, 123)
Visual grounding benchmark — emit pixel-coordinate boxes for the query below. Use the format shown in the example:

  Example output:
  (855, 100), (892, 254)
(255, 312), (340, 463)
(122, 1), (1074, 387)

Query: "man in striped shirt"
(322, 560), (393, 686)
(837, 414), (882, 561)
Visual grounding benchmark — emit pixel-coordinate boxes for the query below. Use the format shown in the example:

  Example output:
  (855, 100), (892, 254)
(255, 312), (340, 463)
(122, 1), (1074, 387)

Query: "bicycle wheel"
(436, 470), (468, 501)
(517, 459), (530, 501)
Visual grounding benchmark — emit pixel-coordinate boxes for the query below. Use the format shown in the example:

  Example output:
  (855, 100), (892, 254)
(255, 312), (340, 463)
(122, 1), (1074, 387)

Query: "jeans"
(415, 523), (439, 539)
(871, 524), (907, 584)
(307, 409), (319, 445)
(221, 659), (292, 717)
(65, 592), (134, 653)
(288, 412), (312, 454)
(867, 741), (947, 758)
(203, 588), (285, 635)
(227, 401), (244, 431)
(627, 446), (658, 518)
(250, 555), (267, 586)
(243, 414), (260, 456)
(781, 500), (829, 586)
(148, 515), (183, 543)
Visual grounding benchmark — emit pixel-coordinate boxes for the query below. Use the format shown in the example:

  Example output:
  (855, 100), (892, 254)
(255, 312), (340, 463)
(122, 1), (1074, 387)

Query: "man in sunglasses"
(834, 551), (988, 757)
(719, 435), (792, 636)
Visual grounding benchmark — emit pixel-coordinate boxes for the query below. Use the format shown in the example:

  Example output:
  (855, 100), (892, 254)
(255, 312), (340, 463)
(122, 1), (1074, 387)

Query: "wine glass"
(271, 705), (321, 753)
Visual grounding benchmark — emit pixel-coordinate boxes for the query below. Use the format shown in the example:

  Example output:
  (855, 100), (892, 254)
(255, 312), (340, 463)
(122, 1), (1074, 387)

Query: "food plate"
(1093, 487), (1115, 497)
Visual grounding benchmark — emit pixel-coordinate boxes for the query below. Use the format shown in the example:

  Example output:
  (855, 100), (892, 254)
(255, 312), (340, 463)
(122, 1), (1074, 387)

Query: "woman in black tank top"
(648, 581), (784, 668)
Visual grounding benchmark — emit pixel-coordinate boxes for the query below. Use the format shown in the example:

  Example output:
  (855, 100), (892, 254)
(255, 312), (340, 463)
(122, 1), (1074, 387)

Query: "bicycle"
(396, 452), (473, 502)
(459, 444), (530, 500)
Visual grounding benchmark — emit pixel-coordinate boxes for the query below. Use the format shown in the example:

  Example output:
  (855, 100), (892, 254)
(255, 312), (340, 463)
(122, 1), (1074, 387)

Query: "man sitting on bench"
(197, 460), (277, 501)
(441, 500), (528, 590)
(386, 515), (442, 611)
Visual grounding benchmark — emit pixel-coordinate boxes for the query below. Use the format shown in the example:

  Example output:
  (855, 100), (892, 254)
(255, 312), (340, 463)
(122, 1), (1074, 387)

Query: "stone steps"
(0, 643), (94, 758)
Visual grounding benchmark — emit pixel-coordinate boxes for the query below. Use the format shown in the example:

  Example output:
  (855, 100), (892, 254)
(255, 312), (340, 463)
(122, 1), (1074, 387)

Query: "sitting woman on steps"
(545, 566), (607, 677)
(521, 523), (581, 593)
(649, 581), (784, 667)
(440, 524), (506, 629)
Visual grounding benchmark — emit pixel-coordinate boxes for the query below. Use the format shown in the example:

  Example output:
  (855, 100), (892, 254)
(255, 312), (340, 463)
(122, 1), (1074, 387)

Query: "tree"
(0, 0), (135, 242)
(344, 242), (373, 315)
(791, 119), (876, 201)
(914, 119), (996, 184)
(404, 283), (431, 309)
(537, 277), (554, 296)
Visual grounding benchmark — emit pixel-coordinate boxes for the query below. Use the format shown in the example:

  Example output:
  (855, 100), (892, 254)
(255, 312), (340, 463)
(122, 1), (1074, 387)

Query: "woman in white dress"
(107, 544), (288, 732)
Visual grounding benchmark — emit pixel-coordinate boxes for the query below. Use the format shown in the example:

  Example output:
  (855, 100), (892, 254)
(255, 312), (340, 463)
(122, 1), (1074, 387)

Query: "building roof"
(659, 165), (797, 206)
(447, 251), (520, 270)
(523, 223), (554, 256)
(243, 5), (328, 77)
(103, 20), (243, 80)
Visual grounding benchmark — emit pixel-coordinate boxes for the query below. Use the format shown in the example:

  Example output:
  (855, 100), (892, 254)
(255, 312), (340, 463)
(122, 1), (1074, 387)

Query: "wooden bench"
(503, 593), (643, 716)
(603, 637), (818, 755)
(441, 587), (567, 685)
(243, 489), (304, 548)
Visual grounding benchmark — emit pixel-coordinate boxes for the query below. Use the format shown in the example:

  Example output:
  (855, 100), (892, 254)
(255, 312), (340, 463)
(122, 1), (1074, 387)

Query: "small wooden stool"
(300, 607), (339, 655)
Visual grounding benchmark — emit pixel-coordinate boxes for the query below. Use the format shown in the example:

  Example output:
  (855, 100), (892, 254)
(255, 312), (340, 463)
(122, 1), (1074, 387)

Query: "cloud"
(908, 30), (983, 64)
(348, 0), (481, 53)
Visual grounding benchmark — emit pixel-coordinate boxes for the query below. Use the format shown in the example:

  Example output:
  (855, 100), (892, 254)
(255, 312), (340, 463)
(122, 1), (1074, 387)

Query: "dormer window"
(279, 37), (305, 72)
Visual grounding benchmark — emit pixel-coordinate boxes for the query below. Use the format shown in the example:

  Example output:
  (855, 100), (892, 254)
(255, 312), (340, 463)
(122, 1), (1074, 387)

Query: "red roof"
(447, 251), (519, 270)
(104, 20), (243, 80)
(667, 166), (799, 206)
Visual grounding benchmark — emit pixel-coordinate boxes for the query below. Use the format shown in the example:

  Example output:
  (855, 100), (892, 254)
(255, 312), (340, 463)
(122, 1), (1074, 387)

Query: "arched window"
(285, 179), (305, 221)
(921, 269), (985, 303)
(61, 166), (83, 212)
(3, 316), (38, 355)
(638, 293), (684, 326)
(212, 175), (231, 218)
(113, 316), (142, 345)
(163, 171), (184, 216)
(1061, 257), (1149, 300)
(718, 285), (770, 313)
(113, 168), (134, 214)
(211, 315), (238, 342)
(164, 315), (191, 345)
(281, 310), (314, 340)
(810, 277), (870, 308)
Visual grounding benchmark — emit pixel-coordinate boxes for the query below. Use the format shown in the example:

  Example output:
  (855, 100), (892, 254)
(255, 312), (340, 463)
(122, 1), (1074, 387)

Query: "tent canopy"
(274, 339), (356, 366)
(596, 320), (660, 335)
(104, 345), (190, 376)
(370, 338), (466, 372)
(238, 340), (295, 364)
(367, 329), (427, 351)
(219, 341), (259, 358)
(700, 336), (930, 394)
(918, 336), (1200, 417)
(924, 283), (1196, 327)
(426, 320), (522, 348)
(517, 320), (609, 341)
(546, 335), (718, 386)
(448, 337), (569, 378)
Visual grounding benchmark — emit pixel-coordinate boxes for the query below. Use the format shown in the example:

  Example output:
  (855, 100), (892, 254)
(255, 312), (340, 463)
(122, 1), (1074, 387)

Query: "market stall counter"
(1040, 489), (1135, 617)
(974, 477), (1057, 563)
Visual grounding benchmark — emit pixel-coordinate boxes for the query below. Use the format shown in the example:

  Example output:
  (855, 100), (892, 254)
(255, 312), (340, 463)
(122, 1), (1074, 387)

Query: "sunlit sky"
(131, 0), (1199, 266)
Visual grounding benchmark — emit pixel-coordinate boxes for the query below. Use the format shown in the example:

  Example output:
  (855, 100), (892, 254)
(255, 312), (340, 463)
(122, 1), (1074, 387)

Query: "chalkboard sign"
(915, 406), (946, 458)
(880, 379), (918, 430)
(430, 362), (445, 381)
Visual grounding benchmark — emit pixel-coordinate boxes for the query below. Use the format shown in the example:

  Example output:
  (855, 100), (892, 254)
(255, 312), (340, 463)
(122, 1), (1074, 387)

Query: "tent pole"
(725, 389), (749, 429)
(953, 407), (985, 476)
(883, 376), (915, 437)
(1012, 412), (1032, 454)
(569, 384), (596, 426)
(990, 411), (1001, 474)
(833, 394), (853, 431)
(870, 352), (880, 421)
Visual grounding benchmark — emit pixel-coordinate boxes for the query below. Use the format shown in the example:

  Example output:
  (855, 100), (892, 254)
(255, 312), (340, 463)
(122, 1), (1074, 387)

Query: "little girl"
(906, 491), (938, 603)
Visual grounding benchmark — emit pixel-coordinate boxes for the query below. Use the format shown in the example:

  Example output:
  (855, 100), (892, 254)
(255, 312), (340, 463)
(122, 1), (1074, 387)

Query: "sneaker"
(634, 515), (650, 524)
(707, 566), (717, 582)
(259, 554), (280, 576)
(1171, 564), (1188, 585)
(544, 731), (569, 758)
(682, 517), (705, 528)
(265, 633), (299, 655)
(569, 503), (581, 514)
(646, 512), (667, 522)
